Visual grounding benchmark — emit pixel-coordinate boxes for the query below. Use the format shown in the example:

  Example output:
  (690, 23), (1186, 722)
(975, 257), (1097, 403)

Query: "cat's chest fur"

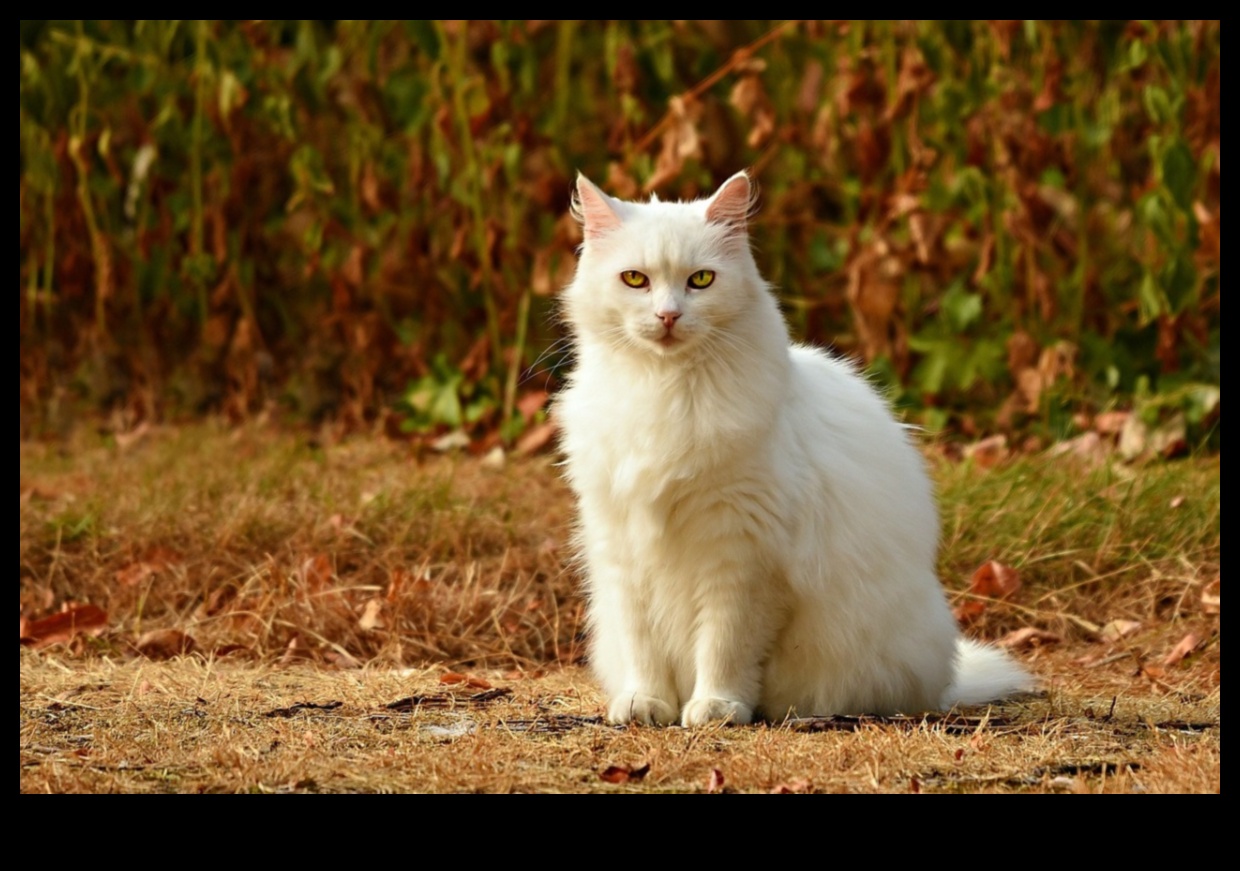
(559, 344), (783, 504)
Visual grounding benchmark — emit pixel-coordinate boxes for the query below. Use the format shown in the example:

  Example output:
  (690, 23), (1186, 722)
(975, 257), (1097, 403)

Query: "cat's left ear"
(705, 171), (755, 232)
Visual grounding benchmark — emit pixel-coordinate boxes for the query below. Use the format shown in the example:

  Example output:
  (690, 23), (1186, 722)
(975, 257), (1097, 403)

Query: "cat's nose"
(657, 310), (681, 330)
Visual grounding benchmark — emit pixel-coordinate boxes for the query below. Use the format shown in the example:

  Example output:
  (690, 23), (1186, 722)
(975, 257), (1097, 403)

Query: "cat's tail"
(940, 638), (1037, 708)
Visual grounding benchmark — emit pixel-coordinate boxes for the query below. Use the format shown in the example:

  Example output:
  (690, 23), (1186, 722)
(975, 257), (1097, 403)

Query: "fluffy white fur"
(556, 171), (1034, 726)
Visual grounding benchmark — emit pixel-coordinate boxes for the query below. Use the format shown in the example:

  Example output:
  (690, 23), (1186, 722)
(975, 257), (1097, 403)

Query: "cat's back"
(780, 343), (936, 543)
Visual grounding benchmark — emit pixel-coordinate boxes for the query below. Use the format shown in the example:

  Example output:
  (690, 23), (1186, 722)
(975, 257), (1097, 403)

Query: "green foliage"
(18, 21), (1220, 440)
(399, 355), (495, 433)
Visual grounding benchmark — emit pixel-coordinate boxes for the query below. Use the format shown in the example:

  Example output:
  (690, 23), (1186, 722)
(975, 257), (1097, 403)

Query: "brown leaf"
(279, 635), (302, 666)
(999, 627), (1061, 649)
(971, 561), (1022, 599)
(952, 600), (988, 624)
(1119, 412), (1188, 461)
(599, 763), (650, 784)
(1093, 410), (1130, 436)
(115, 562), (157, 587)
(964, 434), (1009, 469)
(20, 482), (63, 503)
(1099, 619), (1142, 643)
(956, 561), (1021, 625)
(605, 161), (639, 200)
(516, 390), (549, 423)
(1162, 632), (1202, 666)
(134, 629), (196, 659)
(706, 768), (726, 793)
(645, 95), (702, 192)
(440, 672), (492, 690)
(300, 554), (333, 593)
(325, 650), (362, 669)
(516, 421), (557, 456)
(114, 421), (152, 451)
(21, 604), (109, 648)
(769, 777), (812, 794)
(212, 643), (250, 658)
(1201, 578), (1219, 614)
(1046, 431), (1107, 464)
(358, 598), (385, 631)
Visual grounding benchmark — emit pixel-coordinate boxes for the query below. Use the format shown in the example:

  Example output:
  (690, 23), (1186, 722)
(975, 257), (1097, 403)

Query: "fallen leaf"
(1099, 619), (1142, 642)
(114, 421), (152, 451)
(1093, 410), (1130, 436)
(300, 554), (333, 593)
(20, 603), (109, 648)
(212, 643), (250, 657)
(600, 763), (650, 784)
(1119, 412), (1188, 461)
(998, 627), (1061, 649)
(971, 561), (1022, 599)
(115, 562), (157, 587)
(143, 546), (183, 569)
(1162, 632), (1202, 666)
(516, 421), (557, 456)
(134, 629), (196, 659)
(516, 390), (549, 422)
(431, 430), (470, 452)
(955, 560), (1021, 624)
(769, 777), (812, 794)
(1046, 431), (1107, 464)
(1201, 578), (1219, 614)
(952, 600), (987, 624)
(325, 650), (362, 669)
(20, 482), (62, 503)
(440, 672), (492, 689)
(707, 768), (725, 793)
(1117, 415), (1148, 460)
(963, 434), (1009, 469)
(1049, 775), (1084, 792)
(358, 598), (385, 631)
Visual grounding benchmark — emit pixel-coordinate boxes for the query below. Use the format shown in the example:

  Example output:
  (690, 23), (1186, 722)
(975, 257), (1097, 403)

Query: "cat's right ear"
(572, 174), (623, 241)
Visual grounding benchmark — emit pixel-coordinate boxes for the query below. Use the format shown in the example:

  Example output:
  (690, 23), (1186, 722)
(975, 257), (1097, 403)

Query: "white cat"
(556, 171), (1033, 726)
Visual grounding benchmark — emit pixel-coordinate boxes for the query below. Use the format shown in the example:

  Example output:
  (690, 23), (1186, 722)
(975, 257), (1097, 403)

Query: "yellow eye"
(687, 270), (715, 289)
(620, 270), (649, 288)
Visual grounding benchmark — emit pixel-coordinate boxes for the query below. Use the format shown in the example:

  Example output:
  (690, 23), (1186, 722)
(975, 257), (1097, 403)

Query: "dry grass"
(19, 423), (1220, 792)
(20, 656), (1218, 794)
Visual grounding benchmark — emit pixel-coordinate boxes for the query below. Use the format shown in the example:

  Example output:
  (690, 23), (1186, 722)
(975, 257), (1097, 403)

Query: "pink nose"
(657, 311), (681, 330)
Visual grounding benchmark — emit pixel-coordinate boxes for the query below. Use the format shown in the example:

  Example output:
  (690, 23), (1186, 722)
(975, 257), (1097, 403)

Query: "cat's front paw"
(607, 692), (678, 726)
(681, 696), (754, 727)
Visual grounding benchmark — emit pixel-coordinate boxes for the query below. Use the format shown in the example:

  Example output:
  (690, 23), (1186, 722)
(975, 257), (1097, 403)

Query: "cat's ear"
(705, 171), (755, 232)
(572, 174), (623, 241)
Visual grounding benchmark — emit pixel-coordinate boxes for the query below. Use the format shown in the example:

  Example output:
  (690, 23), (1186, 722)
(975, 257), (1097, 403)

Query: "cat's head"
(563, 172), (766, 358)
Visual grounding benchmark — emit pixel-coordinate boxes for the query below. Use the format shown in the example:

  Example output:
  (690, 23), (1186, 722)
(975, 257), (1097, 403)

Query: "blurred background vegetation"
(19, 21), (1220, 448)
